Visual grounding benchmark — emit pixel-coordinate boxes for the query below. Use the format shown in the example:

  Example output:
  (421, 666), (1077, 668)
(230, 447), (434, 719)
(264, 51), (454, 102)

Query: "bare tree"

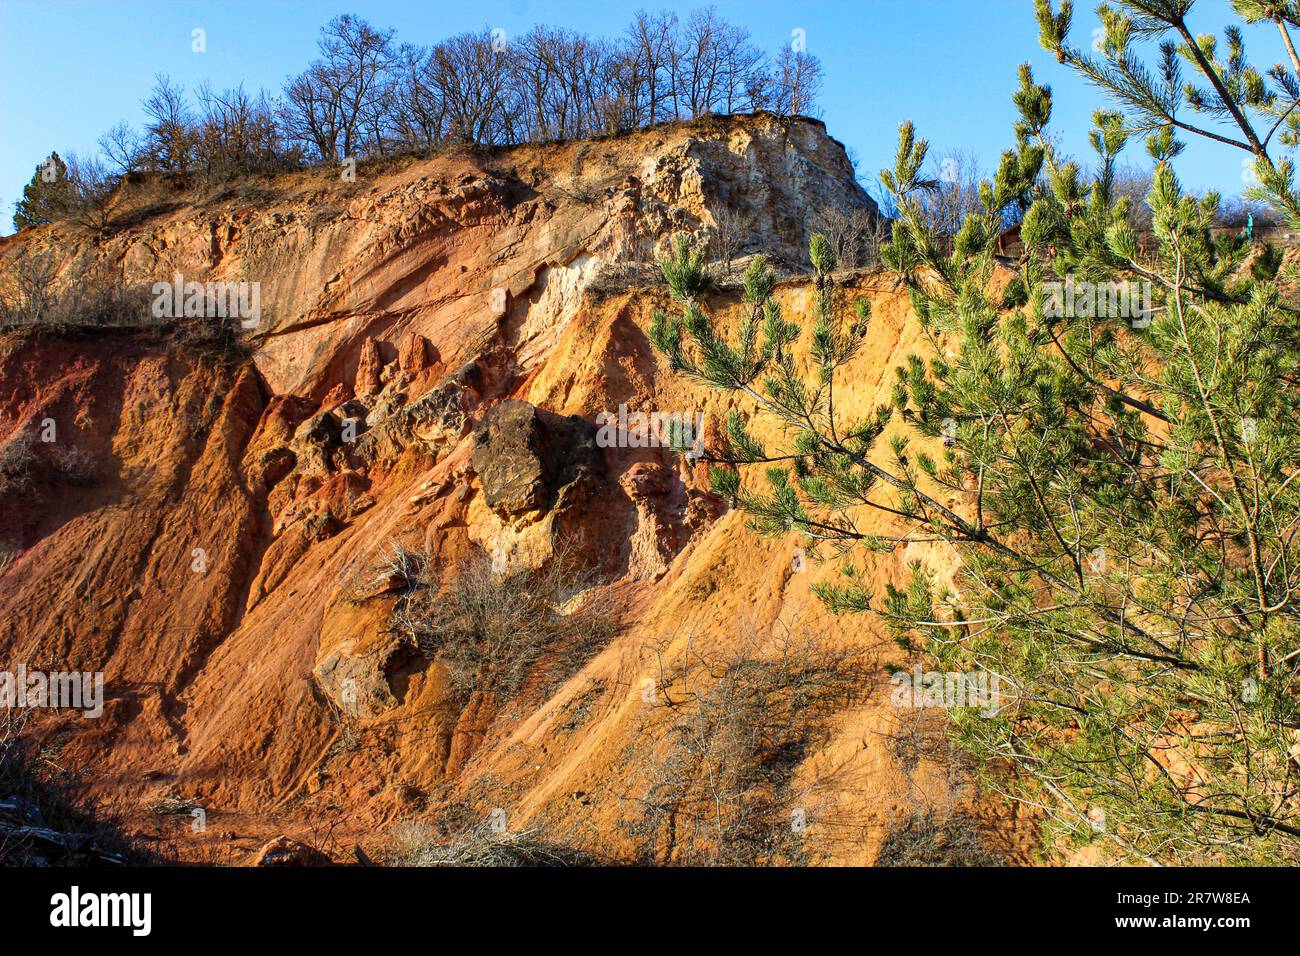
(323, 15), (397, 157)
(680, 7), (722, 117)
(708, 205), (746, 274)
(1110, 163), (1155, 232)
(512, 26), (606, 141)
(283, 15), (396, 162)
(814, 204), (883, 270)
(97, 122), (142, 176)
(141, 74), (195, 171)
(391, 44), (447, 147)
(194, 83), (285, 178)
(626, 10), (679, 124)
(432, 30), (512, 144)
(54, 8), (828, 199)
(676, 9), (765, 118)
(603, 41), (647, 131)
(715, 19), (768, 113)
(771, 48), (823, 117)
(917, 148), (984, 235)
(283, 59), (345, 163)
(61, 153), (117, 232)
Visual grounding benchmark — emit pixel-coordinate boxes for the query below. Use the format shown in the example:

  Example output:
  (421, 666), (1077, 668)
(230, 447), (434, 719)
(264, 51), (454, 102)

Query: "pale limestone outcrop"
(0, 114), (874, 403)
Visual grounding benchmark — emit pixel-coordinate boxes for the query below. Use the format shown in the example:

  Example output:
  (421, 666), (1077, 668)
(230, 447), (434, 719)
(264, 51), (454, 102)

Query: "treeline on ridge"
(14, 7), (824, 229)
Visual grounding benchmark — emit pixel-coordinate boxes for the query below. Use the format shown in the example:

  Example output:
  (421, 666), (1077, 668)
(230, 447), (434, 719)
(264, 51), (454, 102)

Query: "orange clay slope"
(0, 113), (1034, 864)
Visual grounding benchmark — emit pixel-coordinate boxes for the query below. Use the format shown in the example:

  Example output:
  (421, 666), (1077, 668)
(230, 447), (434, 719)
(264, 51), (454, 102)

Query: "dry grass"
(625, 623), (870, 866)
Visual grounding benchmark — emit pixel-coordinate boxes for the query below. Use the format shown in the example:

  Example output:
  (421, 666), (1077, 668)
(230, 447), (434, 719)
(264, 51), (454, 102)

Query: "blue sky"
(0, 0), (1284, 235)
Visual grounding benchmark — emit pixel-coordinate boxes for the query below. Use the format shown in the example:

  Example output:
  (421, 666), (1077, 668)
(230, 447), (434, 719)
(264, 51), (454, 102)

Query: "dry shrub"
(0, 706), (139, 865)
(0, 255), (250, 360)
(51, 445), (98, 485)
(814, 204), (887, 270)
(144, 794), (202, 817)
(879, 704), (972, 778)
(0, 256), (153, 330)
(871, 691), (1013, 866)
(0, 252), (57, 324)
(388, 544), (617, 704)
(171, 313), (252, 360)
(626, 624), (869, 865)
(383, 816), (604, 867)
(876, 809), (1009, 867)
(0, 431), (36, 495)
(0, 431), (98, 494)
(376, 540), (426, 590)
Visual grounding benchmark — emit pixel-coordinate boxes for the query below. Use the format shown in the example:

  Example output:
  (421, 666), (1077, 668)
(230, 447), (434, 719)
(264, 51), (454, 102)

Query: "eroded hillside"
(0, 114), (1034, 865)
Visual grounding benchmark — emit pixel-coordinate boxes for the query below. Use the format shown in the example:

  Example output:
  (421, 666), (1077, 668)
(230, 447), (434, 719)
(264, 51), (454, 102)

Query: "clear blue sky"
(0, 0), (1282, 235)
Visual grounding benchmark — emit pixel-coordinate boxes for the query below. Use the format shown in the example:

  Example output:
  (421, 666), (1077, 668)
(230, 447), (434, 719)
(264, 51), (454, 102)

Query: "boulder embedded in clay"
(471, 399), (602, 517)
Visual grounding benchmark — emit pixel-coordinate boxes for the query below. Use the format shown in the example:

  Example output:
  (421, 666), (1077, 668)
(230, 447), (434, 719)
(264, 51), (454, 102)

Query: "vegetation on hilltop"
(13, 8), (824, 232)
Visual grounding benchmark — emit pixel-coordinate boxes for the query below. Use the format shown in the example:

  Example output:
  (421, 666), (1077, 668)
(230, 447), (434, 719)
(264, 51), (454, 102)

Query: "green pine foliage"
(13, 153), (70, 231)
(11, 151), (117, 234)
(650, 0), (1300, 863)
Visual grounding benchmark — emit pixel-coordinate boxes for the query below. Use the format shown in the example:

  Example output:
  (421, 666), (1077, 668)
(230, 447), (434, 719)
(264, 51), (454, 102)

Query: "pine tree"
(12, 153), (70, 231)
(651, 0), (1300, 863)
